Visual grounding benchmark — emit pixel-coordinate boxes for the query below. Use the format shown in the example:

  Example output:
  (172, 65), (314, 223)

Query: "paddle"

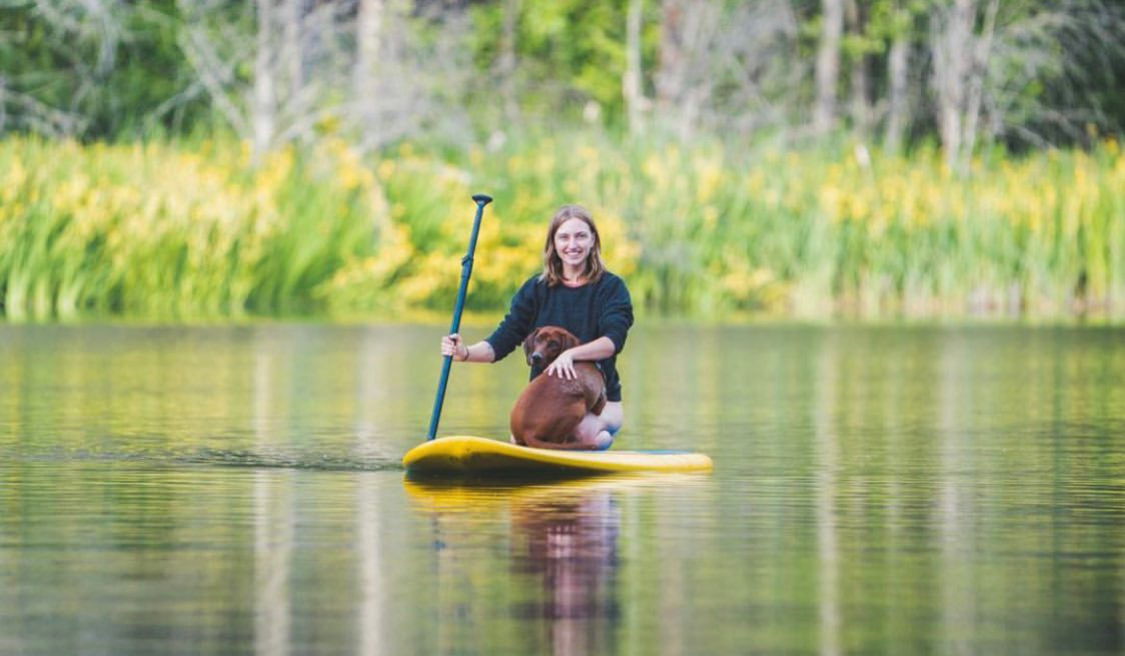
(426, 193), (494, 440)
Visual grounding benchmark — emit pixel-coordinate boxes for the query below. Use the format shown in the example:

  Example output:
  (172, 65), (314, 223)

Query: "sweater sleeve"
(598, 275), (634, 353)
(485, 277), (538, 361)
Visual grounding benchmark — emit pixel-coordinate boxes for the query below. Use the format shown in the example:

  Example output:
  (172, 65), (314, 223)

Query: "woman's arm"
(483, 277), (539, 362)
(442, 334), (497, 363)
(597, 275), (634, 354)
(544, 336), (616, 379)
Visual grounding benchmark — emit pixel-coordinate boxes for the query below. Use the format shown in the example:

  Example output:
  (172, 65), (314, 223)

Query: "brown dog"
(510, 326), (607, 449)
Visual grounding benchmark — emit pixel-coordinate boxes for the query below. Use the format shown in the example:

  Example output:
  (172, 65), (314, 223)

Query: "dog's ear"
(561, 329), (580, 351)
(523, 328), (539, 361)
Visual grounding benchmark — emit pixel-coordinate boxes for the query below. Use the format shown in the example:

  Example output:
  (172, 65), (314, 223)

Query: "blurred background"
(2, 0), (1124, 321)
(4, 6), (1125, 653)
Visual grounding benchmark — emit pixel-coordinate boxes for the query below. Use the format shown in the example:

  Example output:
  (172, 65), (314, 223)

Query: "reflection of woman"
(510, 490), (621, 655)
(440, 204), (634, 450)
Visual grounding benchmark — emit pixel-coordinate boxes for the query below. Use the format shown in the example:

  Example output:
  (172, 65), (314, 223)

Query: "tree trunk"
(623, 0), (646, 135)
(961, 0), (999, 169)
(933, 0), (975, 169)
(355, 0), (382, 92)
(353, 0), (382, 148)
(883, 29), (909, 152)
(284, 0), (305, 91)
(253, 0), (277, 163)
(498, 0), (520, 124)
(932, 0), (1003, 171)
(814, 0), (844, 135)
(656, 0), (685, 112)
(846, 0), (871, 136)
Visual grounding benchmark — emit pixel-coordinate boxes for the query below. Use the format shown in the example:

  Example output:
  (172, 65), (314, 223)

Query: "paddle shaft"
(426, 193), (493, 440)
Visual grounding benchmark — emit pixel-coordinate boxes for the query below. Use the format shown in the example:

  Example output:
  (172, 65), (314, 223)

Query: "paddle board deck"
(403, 435), (713, 475)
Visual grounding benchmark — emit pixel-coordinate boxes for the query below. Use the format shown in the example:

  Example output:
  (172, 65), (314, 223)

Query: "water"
(1, 322), (1123, 655)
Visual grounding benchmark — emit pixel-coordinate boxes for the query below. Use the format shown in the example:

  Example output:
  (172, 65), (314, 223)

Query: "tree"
(650, 0), (801, 139)
(623, 0), (647, 135)
(813, 0), (844, 135)
(926, 0), (1125, 166)
(881, 2), (915, 152)
(987, 0), (1125, 149)
(174, 0), (471, 160)
(0, 0), (208, 139)
(3, 0), (1124, 153)
(930, 0), (999, 169)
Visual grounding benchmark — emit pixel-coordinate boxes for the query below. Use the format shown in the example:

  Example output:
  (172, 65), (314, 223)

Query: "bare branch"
(178, 23), (252, 137)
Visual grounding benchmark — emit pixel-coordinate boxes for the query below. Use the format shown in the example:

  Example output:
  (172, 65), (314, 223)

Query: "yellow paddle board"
(403, 435), (713, 475)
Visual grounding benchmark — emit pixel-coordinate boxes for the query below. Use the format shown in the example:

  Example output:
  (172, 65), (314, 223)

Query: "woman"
(441, 204), (634, 450)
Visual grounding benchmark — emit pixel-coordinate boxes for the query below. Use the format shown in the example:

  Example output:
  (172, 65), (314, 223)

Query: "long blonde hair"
(540, 204), (606, 286)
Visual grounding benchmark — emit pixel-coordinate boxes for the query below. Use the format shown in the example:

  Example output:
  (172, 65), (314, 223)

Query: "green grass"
(1, 134), (1122, 321)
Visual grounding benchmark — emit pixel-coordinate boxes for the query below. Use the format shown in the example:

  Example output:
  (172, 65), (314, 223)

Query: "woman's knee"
(573, 402), (623, 449)
(573, 421), (613, 450)
(601, 402), (624, 435)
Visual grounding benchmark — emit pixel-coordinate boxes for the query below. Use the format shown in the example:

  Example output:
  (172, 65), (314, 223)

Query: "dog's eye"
(548, 340), (558, 349)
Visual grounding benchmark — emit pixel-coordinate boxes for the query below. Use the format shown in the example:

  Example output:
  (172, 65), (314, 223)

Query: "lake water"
(1, 322), (1123, 655)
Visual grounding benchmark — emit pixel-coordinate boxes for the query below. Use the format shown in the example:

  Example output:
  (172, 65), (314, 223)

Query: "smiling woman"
(440, 204), (635, 450)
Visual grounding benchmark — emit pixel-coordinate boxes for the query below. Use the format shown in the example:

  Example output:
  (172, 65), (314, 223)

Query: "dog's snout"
(530, 352), (543, 364)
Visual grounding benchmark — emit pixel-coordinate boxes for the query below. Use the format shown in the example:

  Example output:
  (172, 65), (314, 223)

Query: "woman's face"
(553, 218), (595, 270)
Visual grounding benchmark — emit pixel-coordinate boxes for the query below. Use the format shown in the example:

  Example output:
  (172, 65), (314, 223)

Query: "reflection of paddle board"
(403, 435), (713, 475)
(404, 471), (709, 512)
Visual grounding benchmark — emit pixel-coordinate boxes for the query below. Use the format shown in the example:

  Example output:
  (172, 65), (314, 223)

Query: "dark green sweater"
(486, 272), (634, 401)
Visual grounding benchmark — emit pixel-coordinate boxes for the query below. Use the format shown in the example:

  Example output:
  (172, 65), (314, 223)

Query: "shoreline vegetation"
(1, 135), (1122, 322)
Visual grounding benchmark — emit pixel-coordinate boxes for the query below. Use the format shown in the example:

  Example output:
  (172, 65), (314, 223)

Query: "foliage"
(3, 1), (1123, 152)
(2, 135), (1122, 320)
(0, 0), (211, 138)
(0, 137), (380, 318)
(468, 0), (637, 124)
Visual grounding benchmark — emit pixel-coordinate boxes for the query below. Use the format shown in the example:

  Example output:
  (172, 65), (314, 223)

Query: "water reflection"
(355, 331), (387, 656)
(2, 323), (1124, 654)
(253, 341), (292, 656)
(407, 476), (686, 656)
(509, 483), (620, 655)
(814, 333), (841, 656)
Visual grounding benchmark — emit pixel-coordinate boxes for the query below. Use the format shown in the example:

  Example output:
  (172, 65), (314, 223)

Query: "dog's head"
(523, 326), (580, 367)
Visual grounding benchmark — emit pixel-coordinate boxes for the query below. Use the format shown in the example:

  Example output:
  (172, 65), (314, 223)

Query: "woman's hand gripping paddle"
(426, 194), (493, 440)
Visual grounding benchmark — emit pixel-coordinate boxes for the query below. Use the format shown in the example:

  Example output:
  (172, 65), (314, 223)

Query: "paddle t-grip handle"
(426, 194), (493, 440)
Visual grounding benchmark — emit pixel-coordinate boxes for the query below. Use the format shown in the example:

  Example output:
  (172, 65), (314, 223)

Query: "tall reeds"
(1, 134), (1122, 320)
